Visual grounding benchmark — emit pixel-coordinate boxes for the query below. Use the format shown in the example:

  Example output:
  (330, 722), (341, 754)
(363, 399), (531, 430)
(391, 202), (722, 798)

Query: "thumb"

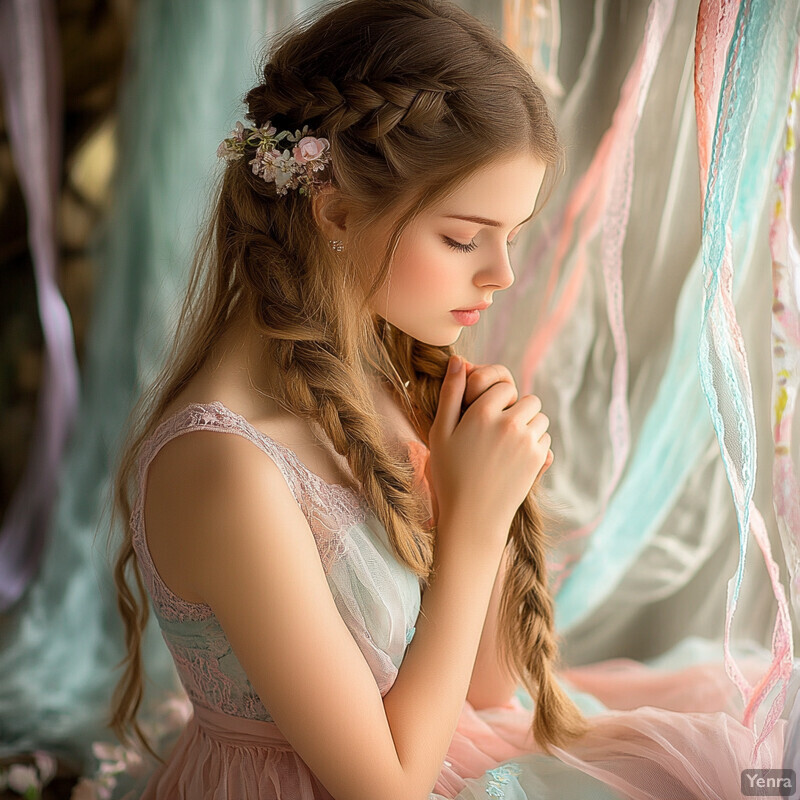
(434, 355), (466, 437)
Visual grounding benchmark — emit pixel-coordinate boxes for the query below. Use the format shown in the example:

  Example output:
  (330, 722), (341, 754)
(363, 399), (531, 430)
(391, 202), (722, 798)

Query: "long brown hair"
(107, 0), (589, 764)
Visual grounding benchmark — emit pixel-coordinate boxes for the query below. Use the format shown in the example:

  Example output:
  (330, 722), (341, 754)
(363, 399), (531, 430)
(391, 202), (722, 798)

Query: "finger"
(434, 355), (466, 436)
(535, 448), (554, 483)
(464, 365), (518, 408)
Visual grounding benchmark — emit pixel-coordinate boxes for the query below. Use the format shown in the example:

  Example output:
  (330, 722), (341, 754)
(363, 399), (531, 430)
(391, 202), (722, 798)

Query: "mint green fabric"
(0, 1), (316, 786)
(0, 1), (798, 796)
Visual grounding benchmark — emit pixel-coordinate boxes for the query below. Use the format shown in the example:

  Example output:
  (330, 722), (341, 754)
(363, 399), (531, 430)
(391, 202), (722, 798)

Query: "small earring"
(329, 239), (344, 252)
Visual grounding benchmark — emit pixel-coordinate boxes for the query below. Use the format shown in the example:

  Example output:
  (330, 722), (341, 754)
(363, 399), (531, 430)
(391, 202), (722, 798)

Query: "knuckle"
(497, 365), (514, 382)
(533, 429), (550, 445)
(523, 393), (542, 412)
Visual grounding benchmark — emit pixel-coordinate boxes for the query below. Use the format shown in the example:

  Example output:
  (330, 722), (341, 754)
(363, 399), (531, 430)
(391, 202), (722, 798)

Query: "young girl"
(108, 1), (787, 798)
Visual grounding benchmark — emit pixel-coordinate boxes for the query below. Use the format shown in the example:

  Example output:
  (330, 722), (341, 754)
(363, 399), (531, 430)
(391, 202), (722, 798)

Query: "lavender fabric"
(0, 0), (80, 610)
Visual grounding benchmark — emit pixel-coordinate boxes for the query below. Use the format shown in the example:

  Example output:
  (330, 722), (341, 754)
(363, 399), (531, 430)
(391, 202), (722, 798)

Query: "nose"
(477, 244), (515, 291)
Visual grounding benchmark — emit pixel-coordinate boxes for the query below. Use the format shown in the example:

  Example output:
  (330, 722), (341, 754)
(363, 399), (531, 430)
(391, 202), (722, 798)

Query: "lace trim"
(131, 401), (372, 622)
(164, 637), (274, 722)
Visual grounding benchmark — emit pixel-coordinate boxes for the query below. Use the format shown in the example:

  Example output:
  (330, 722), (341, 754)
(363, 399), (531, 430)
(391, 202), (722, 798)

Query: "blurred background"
(0, 0), (134, 524)
(1, 0), (799, 797)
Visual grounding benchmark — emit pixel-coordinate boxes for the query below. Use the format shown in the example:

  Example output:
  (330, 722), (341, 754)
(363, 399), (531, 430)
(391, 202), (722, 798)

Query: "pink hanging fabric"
(494, 0), (678, 583)
(694, 0), (795, 758)
(768, 30), (800, 649)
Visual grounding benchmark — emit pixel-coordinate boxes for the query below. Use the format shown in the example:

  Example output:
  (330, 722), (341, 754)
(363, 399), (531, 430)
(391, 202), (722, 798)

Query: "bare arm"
(419, 449), (517, 711)
(382, 505), (509, 798)
(466, 543), (519, 710)
(152, 432), (507, 800)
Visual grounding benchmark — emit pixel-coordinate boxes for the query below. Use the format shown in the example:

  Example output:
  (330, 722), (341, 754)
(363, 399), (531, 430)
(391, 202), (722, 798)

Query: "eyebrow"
(442, 210), (536, 228)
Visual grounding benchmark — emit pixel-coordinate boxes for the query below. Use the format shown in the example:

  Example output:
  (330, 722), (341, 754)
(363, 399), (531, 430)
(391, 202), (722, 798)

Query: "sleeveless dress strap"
(130, 401), (378, 621)
(136, 401), (308, 511)
(130, 402), (316, 622)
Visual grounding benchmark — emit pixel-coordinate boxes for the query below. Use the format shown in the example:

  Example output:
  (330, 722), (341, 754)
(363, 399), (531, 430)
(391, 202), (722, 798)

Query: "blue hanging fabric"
(484, 0), (799, 671)
(0, 0), (315, 787)
(543, 0), (799, 639)
(693, 0), (799, 757)
(482, 0), (800, 740)
(1, 0), (799, 795)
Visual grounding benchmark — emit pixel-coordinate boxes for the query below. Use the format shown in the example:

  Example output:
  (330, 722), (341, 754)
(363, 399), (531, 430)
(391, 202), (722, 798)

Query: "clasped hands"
(423, 358), (553, 526)
(458, 357), (554, 481)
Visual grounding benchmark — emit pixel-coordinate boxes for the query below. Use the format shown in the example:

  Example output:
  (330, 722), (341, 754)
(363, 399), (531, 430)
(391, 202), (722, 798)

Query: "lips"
(453, 301), (492, 312)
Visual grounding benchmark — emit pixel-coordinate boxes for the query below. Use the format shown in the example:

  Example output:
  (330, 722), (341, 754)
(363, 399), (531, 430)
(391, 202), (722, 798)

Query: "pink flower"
(292, 136), (330, 164)
(33, 751), (57, 784)
(7, 764), (40, 794)
(124, 750), (148, 779)
(73, 775), (115, 800)
(92, 742), (123, 763)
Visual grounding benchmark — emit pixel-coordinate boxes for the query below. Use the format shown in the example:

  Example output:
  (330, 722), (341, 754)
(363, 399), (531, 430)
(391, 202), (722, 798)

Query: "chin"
(376, 315), (462, 347)
(420, 330), (463, 347)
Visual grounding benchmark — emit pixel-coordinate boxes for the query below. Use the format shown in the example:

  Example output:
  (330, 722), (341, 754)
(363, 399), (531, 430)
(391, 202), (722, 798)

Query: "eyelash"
(442, 236), (519, 253)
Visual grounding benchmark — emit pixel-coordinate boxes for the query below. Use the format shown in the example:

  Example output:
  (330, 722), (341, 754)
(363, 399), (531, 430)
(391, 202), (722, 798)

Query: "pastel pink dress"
(131, 401), (788, 799)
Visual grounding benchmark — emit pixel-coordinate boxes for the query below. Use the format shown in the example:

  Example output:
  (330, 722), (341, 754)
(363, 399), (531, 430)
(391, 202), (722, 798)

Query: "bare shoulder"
(147, 426), (301, 572)
(145, 422), (410, 800)
(143, 424), (290, 603)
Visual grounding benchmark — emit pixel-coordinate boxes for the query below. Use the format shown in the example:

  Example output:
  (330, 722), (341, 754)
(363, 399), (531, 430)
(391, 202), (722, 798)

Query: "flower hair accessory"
(217, 120), (332, 196)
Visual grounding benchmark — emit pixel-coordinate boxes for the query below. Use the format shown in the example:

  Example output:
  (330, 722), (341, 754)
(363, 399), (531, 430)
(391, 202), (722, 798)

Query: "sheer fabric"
(130, 402), (788, 800)
(0, 1), (798, 794)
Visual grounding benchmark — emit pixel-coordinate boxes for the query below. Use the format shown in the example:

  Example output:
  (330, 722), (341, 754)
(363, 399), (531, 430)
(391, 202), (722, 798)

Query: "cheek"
(391, 237), (454, 301)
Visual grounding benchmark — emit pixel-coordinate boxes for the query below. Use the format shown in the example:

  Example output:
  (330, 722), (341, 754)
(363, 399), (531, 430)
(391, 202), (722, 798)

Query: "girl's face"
(366, 153), (548, 346)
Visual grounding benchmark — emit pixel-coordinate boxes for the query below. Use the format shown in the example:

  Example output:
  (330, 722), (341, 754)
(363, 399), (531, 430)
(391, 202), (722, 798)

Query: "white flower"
(222, 120), (331, 196)
(259, 122), (277, 138)
(8, 764), (40, 794)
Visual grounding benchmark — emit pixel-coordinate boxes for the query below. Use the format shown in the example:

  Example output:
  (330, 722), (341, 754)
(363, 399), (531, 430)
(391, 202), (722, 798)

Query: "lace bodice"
(130, 401), (429, 722)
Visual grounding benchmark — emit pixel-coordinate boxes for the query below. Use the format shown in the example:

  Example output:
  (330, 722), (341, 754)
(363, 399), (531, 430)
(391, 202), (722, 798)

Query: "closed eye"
(443, 235), (521, 253)
(442, 235), (477, 253)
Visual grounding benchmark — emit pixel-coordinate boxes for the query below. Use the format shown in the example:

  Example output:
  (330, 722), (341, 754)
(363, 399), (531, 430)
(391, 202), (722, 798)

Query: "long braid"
(230, 181), (435, 576)
(257, 68), (455, 141)
(383, 326), (590, 753)
(274, 335), (434, 574)
(109, 0), (590, 762)
(503, 501), (591, 752)
(233, 59), (470, 583)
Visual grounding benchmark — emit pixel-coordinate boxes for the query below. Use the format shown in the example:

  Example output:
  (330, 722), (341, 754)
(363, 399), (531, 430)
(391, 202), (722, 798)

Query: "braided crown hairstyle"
(108, 0), (588, 764)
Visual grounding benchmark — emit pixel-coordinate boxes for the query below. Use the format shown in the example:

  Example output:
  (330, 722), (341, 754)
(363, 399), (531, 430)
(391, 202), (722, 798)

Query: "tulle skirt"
(139, 651), (788, 800)
(138, 703), (335, 799)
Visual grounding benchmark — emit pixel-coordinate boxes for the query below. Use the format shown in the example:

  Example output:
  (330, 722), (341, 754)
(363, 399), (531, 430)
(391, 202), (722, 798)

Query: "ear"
(312, 184), (349, 243)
